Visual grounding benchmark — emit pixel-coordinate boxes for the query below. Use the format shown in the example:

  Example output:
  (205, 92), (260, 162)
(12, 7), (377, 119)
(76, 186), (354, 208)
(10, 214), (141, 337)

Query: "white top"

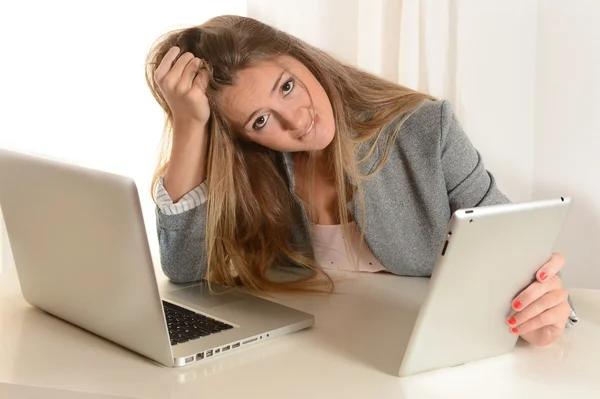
(311, 222), (386, 272)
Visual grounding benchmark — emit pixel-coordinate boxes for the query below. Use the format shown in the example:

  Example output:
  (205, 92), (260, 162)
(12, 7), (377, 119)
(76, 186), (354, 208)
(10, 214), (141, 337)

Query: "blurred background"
(0, 0), (598, 288)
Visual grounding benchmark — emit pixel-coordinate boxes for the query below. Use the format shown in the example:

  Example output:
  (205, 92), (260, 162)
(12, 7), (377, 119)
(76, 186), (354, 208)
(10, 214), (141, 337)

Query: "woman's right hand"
(154, 46), (211, 127)
(154, 46), (212, 202)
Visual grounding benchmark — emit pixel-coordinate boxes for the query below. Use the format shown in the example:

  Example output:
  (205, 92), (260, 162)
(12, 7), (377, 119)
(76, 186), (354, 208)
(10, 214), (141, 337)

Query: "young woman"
(145, 15), (576, 346)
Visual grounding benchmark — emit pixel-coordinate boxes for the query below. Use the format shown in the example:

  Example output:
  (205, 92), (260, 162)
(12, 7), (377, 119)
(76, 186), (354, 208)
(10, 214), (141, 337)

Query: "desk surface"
(1, 267), (599, 399)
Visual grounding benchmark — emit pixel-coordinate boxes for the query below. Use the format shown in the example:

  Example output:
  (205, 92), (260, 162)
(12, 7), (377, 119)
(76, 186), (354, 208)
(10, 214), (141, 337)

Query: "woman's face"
(219, 56), (335, 153)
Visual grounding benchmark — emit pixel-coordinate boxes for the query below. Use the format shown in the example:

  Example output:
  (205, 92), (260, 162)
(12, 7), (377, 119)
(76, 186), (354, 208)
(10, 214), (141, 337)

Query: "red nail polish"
(540, 272), (548, 281)
(511, 327), (519, 334)
(508, 317), (516, 325)
(513, 300), (522, 309)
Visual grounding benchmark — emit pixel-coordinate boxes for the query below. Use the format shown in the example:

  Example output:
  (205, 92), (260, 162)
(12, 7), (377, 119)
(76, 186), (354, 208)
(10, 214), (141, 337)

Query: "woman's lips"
(298, 114), (318, 140)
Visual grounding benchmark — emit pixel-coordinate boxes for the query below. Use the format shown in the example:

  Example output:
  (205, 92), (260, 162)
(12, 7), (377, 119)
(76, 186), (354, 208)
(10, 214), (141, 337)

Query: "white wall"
(534, 0), (600, 289)
(452, 0), (538, 203)
(0, 1), (246, 272)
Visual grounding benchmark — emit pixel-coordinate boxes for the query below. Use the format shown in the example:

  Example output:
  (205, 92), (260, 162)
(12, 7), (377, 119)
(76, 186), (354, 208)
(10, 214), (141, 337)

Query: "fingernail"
(513, 300), (522, 309)
(508, 317), (516, 325)
(511, 327), (519, 334)
(539, 272), (548, 281)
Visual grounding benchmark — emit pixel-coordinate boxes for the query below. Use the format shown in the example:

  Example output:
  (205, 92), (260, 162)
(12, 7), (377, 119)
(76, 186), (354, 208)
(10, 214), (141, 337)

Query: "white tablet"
(398, 197), (572, 377)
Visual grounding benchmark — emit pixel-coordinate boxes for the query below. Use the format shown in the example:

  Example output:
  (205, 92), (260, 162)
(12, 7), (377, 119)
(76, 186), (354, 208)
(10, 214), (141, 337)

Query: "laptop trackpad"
(166, 283), (243, 309)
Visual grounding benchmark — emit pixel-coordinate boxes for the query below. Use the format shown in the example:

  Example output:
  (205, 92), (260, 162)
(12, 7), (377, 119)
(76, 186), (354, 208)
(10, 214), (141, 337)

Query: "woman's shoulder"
(392, 98), (462, 153)
(357, 98), (462, 173)
(382, 99), (446, 152)
(400, 98), (454, 136)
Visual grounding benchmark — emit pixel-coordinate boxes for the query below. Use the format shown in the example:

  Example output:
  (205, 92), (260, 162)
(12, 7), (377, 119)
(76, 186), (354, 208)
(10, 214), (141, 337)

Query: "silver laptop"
(0, 148), (314, 367)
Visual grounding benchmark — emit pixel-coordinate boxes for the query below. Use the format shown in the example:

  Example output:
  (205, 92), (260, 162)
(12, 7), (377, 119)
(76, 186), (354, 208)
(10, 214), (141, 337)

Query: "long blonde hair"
(145, 15), (434, 292)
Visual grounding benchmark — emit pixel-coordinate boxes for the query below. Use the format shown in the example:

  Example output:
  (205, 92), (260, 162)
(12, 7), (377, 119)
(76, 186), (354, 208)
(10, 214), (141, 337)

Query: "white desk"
(1, 267), (599, 399)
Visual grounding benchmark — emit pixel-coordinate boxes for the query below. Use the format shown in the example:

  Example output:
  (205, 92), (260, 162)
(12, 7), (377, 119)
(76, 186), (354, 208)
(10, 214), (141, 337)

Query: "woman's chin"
(303, 131), (334, 151)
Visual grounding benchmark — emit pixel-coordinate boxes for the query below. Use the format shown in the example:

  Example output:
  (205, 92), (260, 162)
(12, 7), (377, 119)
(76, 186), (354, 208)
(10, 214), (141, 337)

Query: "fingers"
(154, 46), (200, 91)
(165, 52), (195, 85)
(152, 46), (211, 124)
(536, 253), (565, 282)
(154, 46), (181, 84)
(508, 288), (568, 331)
(504, 252), (569, 344)
(510, 300), (571, 335)
(178, 57), (202, 93)
(511, 275), (562, 311)
(192, 61), (210, 92)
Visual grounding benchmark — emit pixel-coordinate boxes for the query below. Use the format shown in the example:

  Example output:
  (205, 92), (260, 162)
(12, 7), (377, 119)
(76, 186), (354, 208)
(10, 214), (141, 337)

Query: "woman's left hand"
(507, 253), (571, 346)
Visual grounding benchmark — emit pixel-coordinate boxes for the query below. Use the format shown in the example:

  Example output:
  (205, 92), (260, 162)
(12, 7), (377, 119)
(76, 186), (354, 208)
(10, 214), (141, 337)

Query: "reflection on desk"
(0, 268), (599, 399)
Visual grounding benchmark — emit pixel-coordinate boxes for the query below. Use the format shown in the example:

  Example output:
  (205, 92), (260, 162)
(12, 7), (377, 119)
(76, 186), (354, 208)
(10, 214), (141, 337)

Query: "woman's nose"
(280, 107), (309, 132)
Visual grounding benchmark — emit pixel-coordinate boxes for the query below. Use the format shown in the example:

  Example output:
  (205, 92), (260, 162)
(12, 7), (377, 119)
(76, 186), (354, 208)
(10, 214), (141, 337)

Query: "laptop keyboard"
(163, 301), (234, 346)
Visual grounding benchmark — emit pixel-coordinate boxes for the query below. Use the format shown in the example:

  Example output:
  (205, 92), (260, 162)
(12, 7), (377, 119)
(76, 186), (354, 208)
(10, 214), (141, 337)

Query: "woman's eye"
(282, 79), (294, 96)
(252, 114), (269, 130)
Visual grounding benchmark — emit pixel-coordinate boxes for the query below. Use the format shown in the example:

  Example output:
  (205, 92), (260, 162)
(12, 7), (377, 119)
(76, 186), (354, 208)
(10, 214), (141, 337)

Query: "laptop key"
(162, 301), (234, 341)
(173, 333), (190, 344)
(196, 328), (213, 335)
(176, 328), (201, 339)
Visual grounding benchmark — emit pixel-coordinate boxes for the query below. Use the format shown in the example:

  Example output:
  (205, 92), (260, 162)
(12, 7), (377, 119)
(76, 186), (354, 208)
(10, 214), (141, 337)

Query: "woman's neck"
(292, 151), (340, 225)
